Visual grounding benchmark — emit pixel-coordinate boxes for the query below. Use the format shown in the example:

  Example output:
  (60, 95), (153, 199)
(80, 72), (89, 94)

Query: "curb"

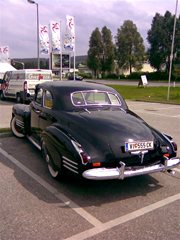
(0, 129), (12, 138)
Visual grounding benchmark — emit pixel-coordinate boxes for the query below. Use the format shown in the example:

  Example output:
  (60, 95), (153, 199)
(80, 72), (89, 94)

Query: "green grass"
(109, 85), (180, 104)
(0, 128), (11, 133)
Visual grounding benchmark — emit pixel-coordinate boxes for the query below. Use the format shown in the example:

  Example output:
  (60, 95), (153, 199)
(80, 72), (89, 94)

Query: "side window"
(44, 90), (53, 109)
(35, 88), (43, 105)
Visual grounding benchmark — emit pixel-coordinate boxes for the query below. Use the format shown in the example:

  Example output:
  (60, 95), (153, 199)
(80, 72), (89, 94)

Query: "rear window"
(71, 90), (121, 106)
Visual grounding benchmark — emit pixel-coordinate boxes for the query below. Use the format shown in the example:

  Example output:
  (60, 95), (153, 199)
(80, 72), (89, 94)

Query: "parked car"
(68, 73), (83, 81)
(0, 78), (6, 91)
(10, 81), (180, 180)
(0, 69), (53, 103)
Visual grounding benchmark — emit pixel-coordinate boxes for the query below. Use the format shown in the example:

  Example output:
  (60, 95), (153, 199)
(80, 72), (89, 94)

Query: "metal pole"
(60, 21), (62, 80)
(73, 45), (76, 80)
(36, 3), (40, 69)
(167, 0), (178, 101)
(27, 0), (40, 69)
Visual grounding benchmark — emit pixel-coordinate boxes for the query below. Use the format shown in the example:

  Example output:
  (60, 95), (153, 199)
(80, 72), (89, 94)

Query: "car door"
(30, 87), (55, 144)
(38, 89), (55, 131)
(30, 87), (43, 143)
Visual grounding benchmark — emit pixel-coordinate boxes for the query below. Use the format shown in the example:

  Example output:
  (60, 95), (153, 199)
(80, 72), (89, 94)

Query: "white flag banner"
(0, 46), (9, 61)
(39, 25), (49, 54)
(64, 15), (75, 51)
(66, 15), (75, 36)
(50, 21), (61, 53)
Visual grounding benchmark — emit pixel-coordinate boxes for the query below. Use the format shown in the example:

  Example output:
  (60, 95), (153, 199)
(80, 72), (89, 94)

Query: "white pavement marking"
(0, 146), (180, 240)
(65, 194), (180, 240)
(0, 147), (102, 227)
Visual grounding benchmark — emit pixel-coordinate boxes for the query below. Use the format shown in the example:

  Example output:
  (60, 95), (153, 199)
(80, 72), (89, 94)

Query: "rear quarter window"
(44, 90), (53, 109)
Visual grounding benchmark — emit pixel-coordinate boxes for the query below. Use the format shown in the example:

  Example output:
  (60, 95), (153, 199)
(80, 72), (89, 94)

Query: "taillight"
(24, 81), (28, 92)
(163, 153), (170, 158)
(71, 140), (91, 165)
(171, 141), (177, 152)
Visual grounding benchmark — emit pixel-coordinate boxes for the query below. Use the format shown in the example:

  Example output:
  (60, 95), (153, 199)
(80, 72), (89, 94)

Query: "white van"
(0, 69), (53, 102)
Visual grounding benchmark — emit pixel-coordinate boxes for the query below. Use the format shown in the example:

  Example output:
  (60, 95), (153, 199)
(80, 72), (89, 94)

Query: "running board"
(27, 136), (41, 151)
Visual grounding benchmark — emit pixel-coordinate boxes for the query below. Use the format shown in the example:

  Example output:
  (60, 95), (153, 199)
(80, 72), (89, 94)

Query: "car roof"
(38, 80), (117, 93)
(37, 80), (127, 111)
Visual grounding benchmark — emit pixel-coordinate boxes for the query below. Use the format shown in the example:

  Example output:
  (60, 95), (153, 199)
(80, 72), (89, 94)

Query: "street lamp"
(167, 0), (179, 100)
(27, 0), (40, 69)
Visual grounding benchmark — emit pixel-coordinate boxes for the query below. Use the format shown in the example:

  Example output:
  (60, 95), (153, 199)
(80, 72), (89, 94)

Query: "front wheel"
(10, 116), (25, 138)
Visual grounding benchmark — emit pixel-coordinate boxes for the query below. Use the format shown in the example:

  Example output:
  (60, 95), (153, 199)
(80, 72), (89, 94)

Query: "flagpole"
(73, 43), (76, 81)
(49, 23), (51, 70)
(73, 16), (76, 81)
(60, 20), (62, 81)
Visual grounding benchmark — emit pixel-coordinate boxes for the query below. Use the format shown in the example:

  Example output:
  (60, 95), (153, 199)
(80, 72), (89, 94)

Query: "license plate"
(125, 141), (154, 152)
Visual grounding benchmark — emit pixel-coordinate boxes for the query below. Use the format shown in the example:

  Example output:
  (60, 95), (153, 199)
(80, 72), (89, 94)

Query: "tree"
(115, 20), (145, 74)
(101, 26), (115, 76)
(147, 11), (180, 71)
(87, 28), (103, 78)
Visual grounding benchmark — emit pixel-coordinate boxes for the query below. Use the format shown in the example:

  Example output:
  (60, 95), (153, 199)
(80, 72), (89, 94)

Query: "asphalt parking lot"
(0, 100), (180, 240)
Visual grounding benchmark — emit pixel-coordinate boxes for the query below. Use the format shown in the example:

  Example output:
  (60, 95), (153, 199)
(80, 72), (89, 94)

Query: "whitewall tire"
(11, 117), (25, 138)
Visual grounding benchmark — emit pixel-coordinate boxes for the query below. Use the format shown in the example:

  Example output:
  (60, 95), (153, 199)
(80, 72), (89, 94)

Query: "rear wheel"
(42, 141), (61, 179)
(10, 116), (25, 138)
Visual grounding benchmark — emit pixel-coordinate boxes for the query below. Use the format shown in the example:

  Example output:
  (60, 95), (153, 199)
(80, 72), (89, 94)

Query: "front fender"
(12, 104), (30, 118)
(12, 104), (31, 135)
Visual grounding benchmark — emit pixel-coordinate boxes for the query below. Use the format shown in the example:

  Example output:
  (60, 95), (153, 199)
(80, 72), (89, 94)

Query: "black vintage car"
(11, 81), (180, 180)
(68, 73), (83, 81)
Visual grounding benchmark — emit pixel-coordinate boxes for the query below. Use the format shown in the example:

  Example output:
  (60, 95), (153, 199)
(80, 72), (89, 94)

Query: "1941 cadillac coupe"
(11, 81), (180, 180)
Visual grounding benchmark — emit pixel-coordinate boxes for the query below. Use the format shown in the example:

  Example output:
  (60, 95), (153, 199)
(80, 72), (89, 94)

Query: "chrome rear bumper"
(82, 157), (180, 180)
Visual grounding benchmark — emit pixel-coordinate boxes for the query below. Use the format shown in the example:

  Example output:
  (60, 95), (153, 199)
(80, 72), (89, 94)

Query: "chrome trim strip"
(27, 136), (41, 151)
(16, 119), (24, 128)
(82, 157), (180, 180)
(63, 160), (78, 170)
(62, 156), (78, 165)
(63, 164), (79, 174)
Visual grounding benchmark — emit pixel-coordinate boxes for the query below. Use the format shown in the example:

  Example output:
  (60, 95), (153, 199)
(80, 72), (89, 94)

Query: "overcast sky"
(0, 0), (179, 58)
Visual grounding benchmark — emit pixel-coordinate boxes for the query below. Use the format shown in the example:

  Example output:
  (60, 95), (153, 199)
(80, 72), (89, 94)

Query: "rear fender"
(152, 128), (176, 157)
(42, 125), (81, 169)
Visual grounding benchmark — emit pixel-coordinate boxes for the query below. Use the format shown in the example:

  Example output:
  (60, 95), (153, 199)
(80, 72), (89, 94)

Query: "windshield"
(71, 90), (122, 106)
